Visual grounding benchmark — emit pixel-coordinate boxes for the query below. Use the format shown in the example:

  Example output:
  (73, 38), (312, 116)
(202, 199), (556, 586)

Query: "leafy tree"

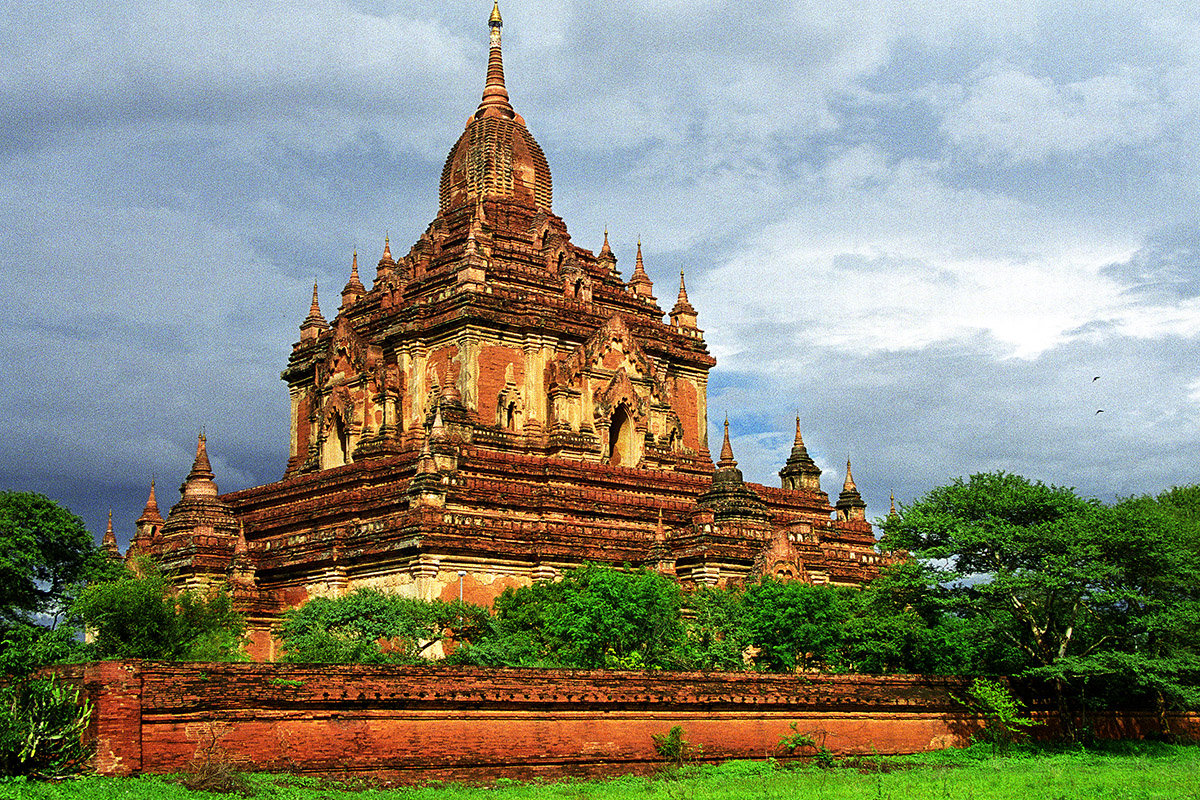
(741, 579), (846, 672)
(492, 564), (683, 669)
(279, 588), (488, 664)
(1045, 492), (1200, 713)
(0, 624), (83, 678)
(0, 491), (120, 629)
(881, 474), (1106, 672)
(677, 584), (753, 671)
(73, 562), (246, 661)
(882, 473), (1200, 727)
(837, 560), (1003, 675)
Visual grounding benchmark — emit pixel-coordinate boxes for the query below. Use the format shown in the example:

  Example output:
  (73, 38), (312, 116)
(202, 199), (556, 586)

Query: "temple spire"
(477, 1), (514, 119)
(102, 510), (120, 558)
(836, 456), (867, 521)
(306, 282), (322, 319)
(629, 239), (655, 299)
(670, 268), (698, 328)
(779, 415), (822, 491)
(300, 281), (329, 340)
(341, 249), (366, 307)
(717, 416), (736, 469)
(181, 433), (219, 499)
(138, 480), (163, 523)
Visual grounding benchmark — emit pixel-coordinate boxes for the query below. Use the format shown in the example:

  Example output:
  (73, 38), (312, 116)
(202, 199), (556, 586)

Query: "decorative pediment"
(547, 314), (662, 395)
(594, 368), (648, 425)
(749, 526), (810, 583)
(322, 385), (355, 428)
(318, 317), (381, 390)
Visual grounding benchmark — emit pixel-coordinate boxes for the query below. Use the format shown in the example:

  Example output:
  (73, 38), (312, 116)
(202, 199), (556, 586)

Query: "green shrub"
(0, 676), (93, 778)
(962, 677), (1040, 754)
(651, 725), (701, 769)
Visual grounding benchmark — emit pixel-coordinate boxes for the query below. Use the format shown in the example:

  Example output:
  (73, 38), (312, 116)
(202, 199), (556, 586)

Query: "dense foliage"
(882, 474), (1200, 720)
(0, 491), (121, 631)
(0, 492), (115, 778)
(72, 561), (247, 662)
(279, 588), (489, 664)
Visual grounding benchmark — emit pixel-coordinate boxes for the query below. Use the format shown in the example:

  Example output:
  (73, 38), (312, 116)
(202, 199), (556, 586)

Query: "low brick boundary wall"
(53, 662), (1199, 783)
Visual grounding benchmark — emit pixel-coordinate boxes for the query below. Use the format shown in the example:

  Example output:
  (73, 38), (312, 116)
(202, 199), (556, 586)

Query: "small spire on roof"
(793, 416), (804, 447)
(629, 238), (655, 298)
(717, 416), (737, 469)
(300, 281), (329, 338)
(342, 249), (366, 304)
(890, 490), (897, 516)
(234, 521), (248, 556)
(843, 457), (857, 492)
(181, 432), (220, 499)
(102, 509), (120, 557)
(670, 268), (697, 328)
(138, 479), (163, 523)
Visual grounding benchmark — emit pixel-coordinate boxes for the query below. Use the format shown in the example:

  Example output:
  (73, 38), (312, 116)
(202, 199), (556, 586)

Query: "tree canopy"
(0, 491), (118, 628)
(279, 588), (489, 664)
(72, 561), (247, 662)
(881, 473), (1200, 713)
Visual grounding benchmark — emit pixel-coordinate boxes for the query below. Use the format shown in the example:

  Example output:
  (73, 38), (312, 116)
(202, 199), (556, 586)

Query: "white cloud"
(936, 62), (1166, 164)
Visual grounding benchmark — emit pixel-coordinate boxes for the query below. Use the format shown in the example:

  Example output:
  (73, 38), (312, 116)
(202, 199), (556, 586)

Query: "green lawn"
(4, 744), (1198, 800)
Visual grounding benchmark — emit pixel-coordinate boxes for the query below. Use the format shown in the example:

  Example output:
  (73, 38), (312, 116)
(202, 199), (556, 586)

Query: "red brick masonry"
(54, 663), (1199, 783)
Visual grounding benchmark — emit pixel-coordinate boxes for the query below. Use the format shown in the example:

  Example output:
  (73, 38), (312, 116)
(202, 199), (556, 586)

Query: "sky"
(2, 0), (1198, 548)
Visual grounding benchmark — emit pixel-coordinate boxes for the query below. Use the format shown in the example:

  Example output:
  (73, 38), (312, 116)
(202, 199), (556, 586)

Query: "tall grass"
(3, 743), (1198, 800)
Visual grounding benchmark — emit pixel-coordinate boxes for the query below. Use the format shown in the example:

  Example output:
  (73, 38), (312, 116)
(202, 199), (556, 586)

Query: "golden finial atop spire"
(890, 490), (896, 516)
(478, 0), (513, 118)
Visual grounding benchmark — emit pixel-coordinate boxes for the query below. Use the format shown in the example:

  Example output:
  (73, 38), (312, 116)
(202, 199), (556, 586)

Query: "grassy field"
(3, 743), (1198, 800)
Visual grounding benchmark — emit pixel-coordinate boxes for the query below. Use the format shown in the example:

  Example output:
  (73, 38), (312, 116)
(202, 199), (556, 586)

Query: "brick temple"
(114, 3), (885, 659)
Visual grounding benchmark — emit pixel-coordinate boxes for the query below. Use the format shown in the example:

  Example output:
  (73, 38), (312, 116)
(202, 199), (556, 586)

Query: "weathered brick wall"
(69, 663), (1199, 783)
